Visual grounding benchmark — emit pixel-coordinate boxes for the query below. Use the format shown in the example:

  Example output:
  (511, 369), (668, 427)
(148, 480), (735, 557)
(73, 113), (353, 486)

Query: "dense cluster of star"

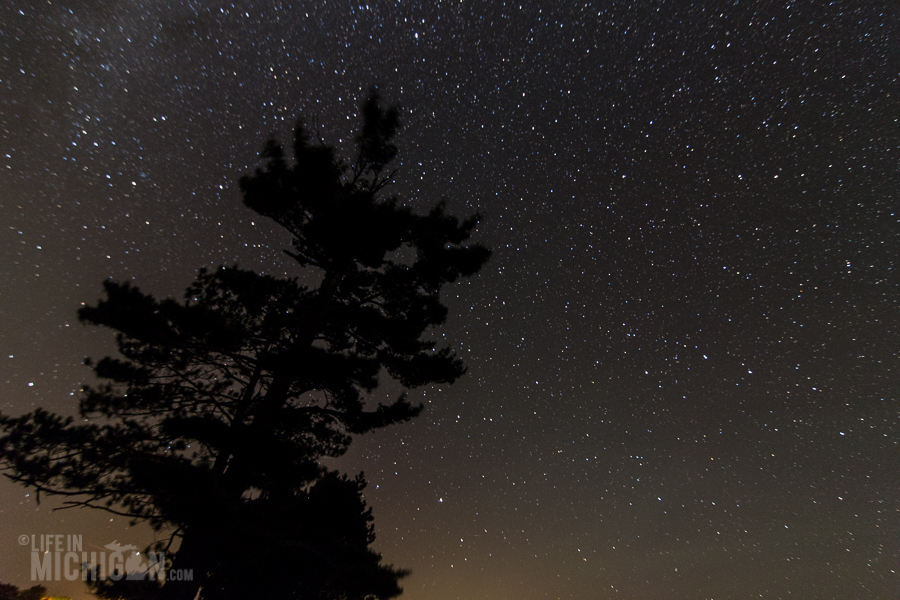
(2, 1), (897, 598)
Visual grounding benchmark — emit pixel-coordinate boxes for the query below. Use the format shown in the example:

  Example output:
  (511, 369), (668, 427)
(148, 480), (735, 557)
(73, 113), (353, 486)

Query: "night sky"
(2, 1), (899, 599)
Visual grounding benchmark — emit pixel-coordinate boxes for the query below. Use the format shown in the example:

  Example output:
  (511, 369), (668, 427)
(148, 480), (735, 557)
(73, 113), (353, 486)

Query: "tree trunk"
(161, 531), (204, 600)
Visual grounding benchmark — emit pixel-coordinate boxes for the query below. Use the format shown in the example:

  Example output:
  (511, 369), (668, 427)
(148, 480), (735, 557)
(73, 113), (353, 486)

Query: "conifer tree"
(0, 92), (490, 600)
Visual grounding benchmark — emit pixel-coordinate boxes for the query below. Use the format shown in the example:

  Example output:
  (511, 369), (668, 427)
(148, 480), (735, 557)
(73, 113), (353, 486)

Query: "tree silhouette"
(0, 583), (47, 600)
(0, 92), (490, 600)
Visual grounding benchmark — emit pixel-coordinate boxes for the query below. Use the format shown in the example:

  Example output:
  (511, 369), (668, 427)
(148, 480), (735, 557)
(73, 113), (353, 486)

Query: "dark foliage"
(0, 583), (46, 600)
(0, 91), (489, 600)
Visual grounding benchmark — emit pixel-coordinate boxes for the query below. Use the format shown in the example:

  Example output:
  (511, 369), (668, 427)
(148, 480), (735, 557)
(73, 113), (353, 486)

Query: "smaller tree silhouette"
(0, 583), (47, 600)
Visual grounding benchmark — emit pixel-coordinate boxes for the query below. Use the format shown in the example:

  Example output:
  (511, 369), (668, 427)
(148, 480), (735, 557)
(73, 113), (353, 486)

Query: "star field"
(1, 1), (898, 598)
